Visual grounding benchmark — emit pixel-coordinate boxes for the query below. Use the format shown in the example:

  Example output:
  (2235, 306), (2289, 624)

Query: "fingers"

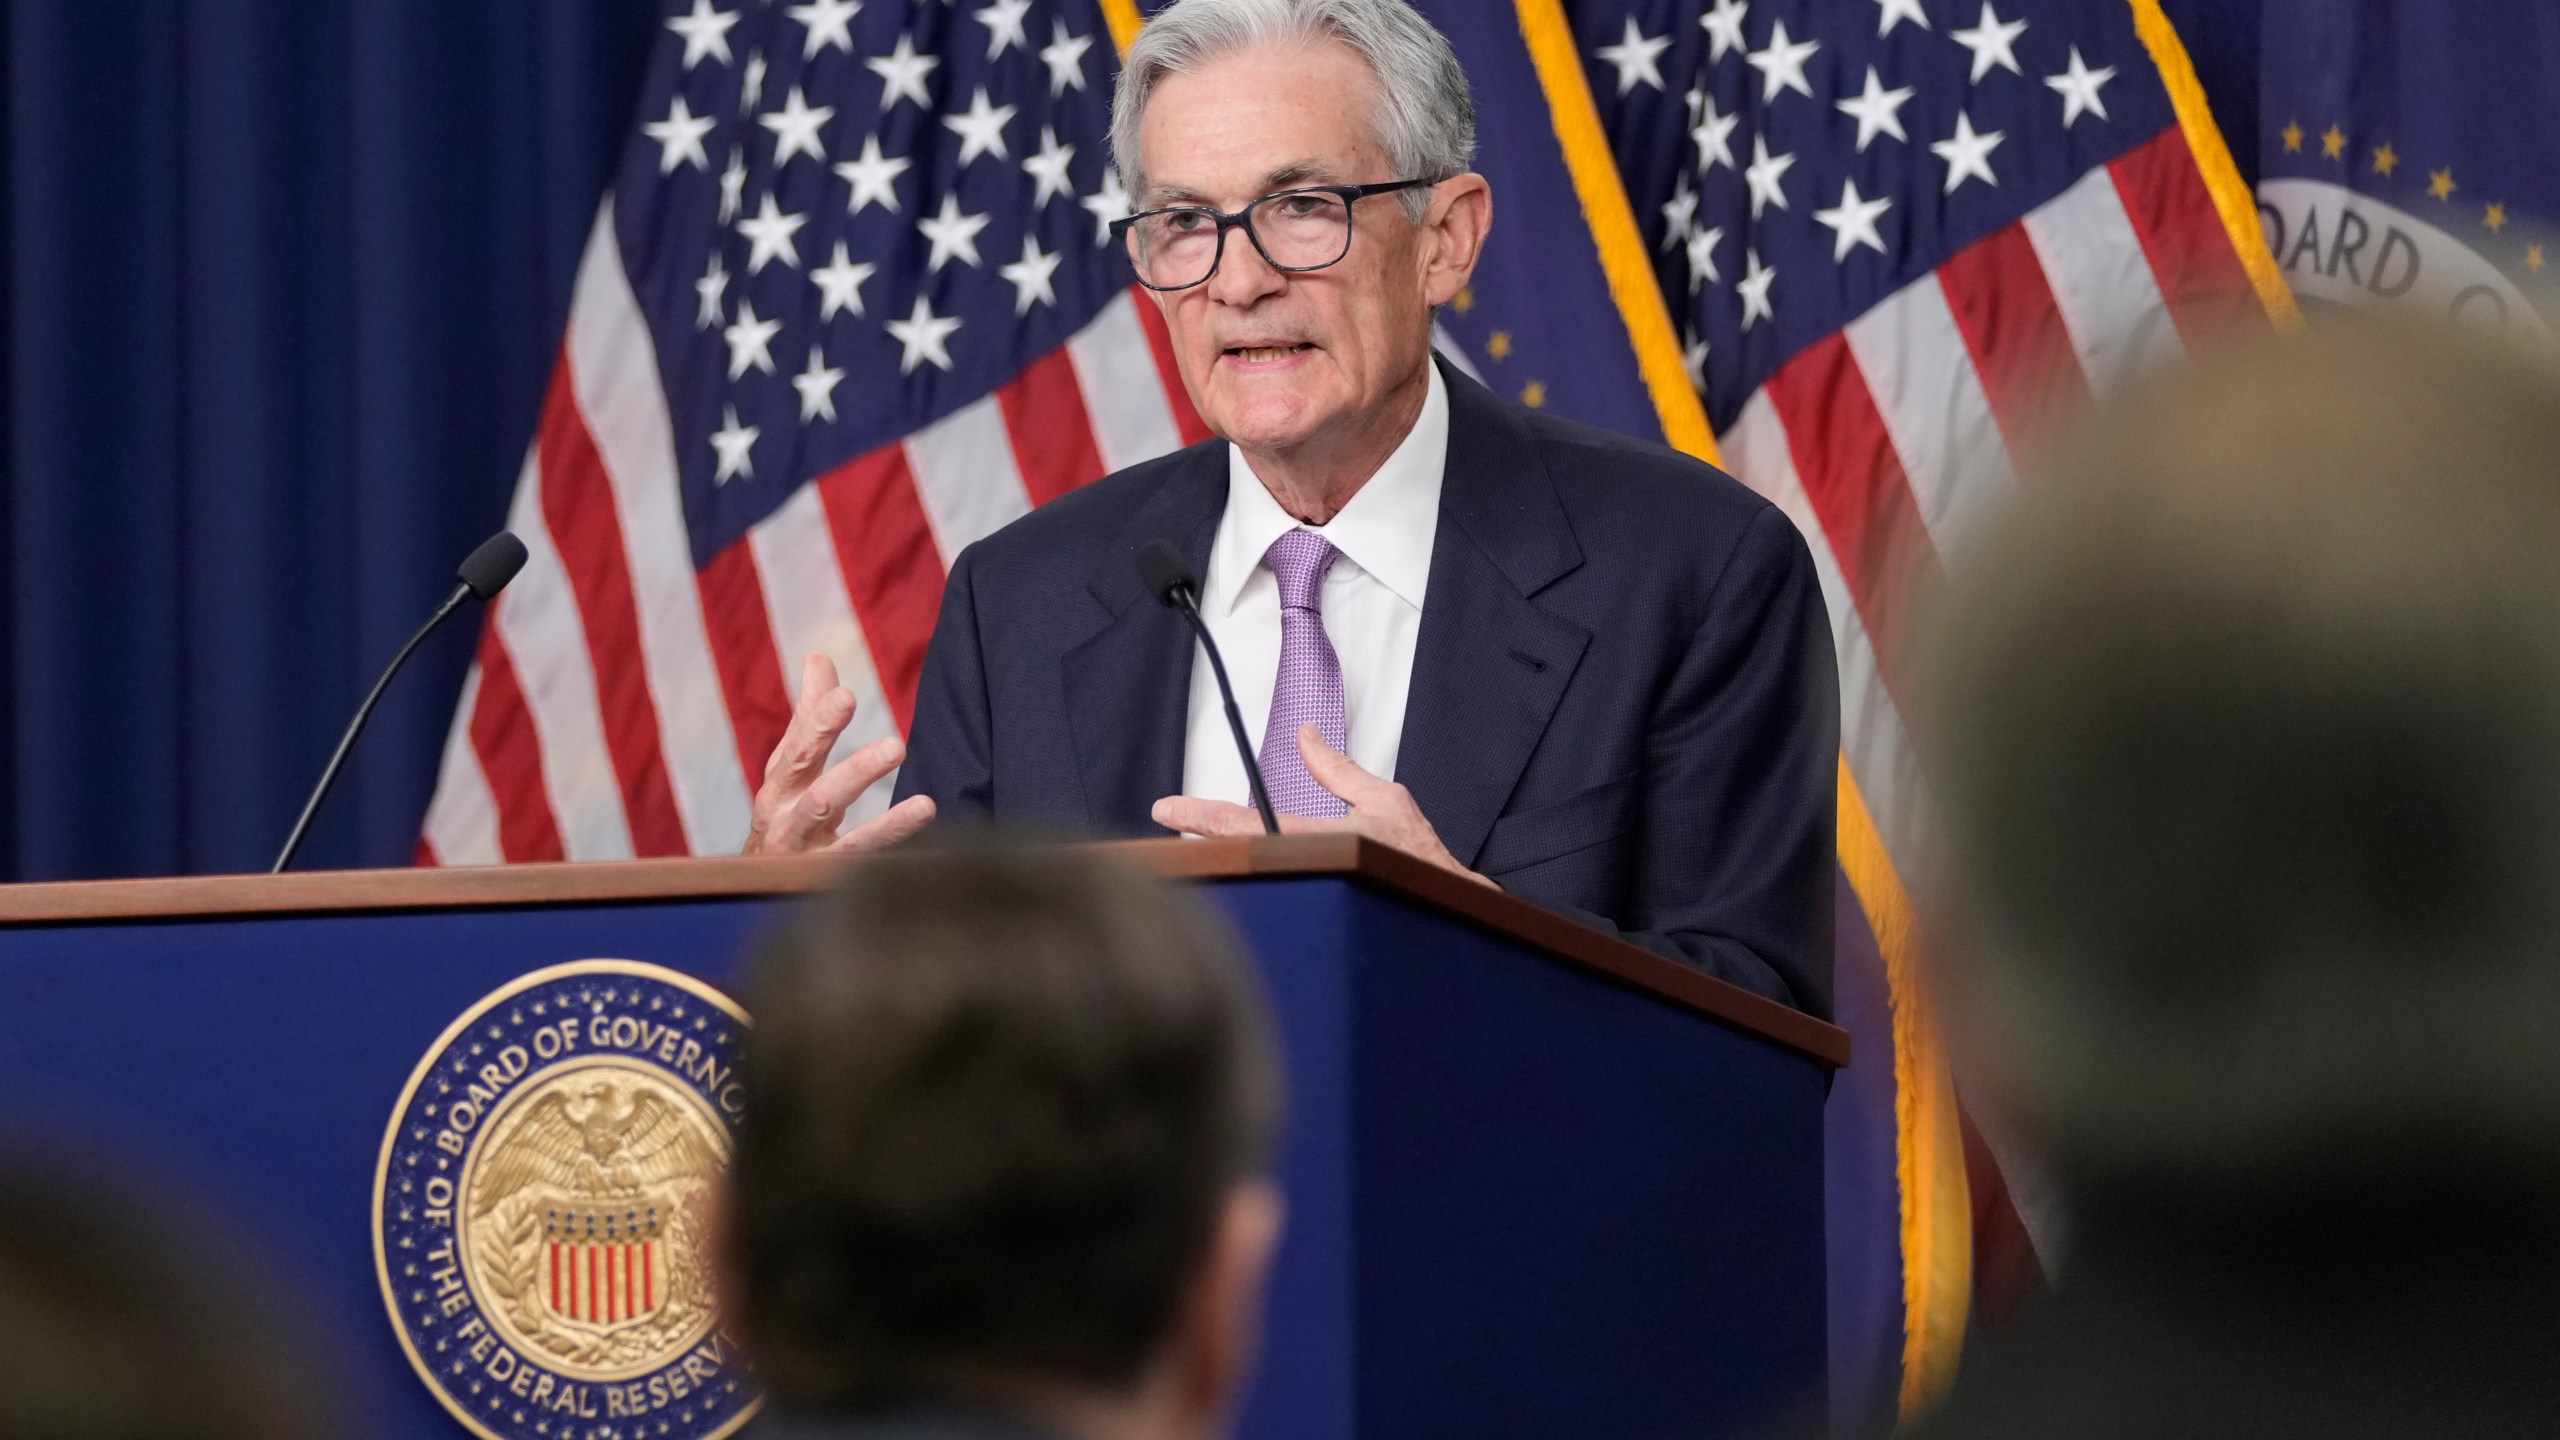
(765, 674), (857, 795)
(1297, 723), (1381, 804)
(764, 735), (905, 853)
(798, 651), (841, 708)
(748, 657), (862, 853)
(1152, 796), (1272, 838)
(832, 794), (937, 853)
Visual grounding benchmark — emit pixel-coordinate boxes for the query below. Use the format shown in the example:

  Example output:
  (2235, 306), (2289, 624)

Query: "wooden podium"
(0, 836), (1846, 1438)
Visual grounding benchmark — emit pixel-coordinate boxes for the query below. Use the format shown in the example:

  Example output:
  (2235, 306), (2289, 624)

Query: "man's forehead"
(1137, 37), (1389, 201)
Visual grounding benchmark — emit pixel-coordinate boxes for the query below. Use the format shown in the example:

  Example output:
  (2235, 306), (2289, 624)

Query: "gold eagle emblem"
(463, 1067), (729, 1376)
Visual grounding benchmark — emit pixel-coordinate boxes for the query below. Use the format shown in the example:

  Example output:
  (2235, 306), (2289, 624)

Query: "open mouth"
(1224, 343), (1316, 364)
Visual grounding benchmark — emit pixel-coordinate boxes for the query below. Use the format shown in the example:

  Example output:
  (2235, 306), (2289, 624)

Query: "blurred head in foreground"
(1920, 318), (2560, 1428)
(0, 1163), (332, 1440)
(730, 841), (1285, 1440)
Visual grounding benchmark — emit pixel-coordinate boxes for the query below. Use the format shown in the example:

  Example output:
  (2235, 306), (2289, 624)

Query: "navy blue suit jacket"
(894, 360), (1838, 1016)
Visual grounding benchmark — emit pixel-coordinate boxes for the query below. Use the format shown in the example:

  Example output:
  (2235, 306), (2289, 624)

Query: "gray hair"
(1109, 0), (1476, 221)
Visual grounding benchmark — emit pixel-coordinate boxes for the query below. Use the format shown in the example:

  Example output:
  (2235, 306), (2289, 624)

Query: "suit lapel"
(1396, 361), (1590, 869)
(1060, 444), (1229, 833)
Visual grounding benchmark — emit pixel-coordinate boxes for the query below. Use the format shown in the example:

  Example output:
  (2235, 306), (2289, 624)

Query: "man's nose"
(1205, 227), (1285, 307)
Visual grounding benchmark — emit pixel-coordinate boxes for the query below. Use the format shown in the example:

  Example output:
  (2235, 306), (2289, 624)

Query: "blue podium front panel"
(1344, 889), (1827, 1439)
(0, 900), (784, 1440)
(0, 874), (1825, 1438)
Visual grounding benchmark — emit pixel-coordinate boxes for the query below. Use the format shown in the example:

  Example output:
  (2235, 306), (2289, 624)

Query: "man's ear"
(1168, 1180), (1286, 1433)
(1419, 173), (1493, 308)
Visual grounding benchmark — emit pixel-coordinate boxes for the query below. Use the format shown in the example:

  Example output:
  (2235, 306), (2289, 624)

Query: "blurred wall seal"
(374, 959), (757, 1440)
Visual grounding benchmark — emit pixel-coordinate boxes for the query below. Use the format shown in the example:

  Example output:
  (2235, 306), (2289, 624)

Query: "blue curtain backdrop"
(2, 0), (658, 880)
(3, 0), (2257, 883)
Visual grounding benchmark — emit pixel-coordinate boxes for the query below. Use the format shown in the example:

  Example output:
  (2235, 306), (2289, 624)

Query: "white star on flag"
(944, 86), (1017, 166)
(694, 252), (729, 329)
(1081, 168), (1132, 245)
(1594, 19), (1672, 96)
(1686, 225), (1726, 294)
(722, 299), (782, 378)
(759, 86), (834, 167)
(666, 0), (740, 71)
(709, 404), (759, 483)
(1931, 110), (2004, 192)
(1745, 133), (1796, 218)
(737, 193), (809, 272)
(1660, 174), (1699, 248)
(867, 33), (938, 112)
(1693, 94), (1740, 175)
(1813, 177), (1893, 261)
(2046, 46), (2117, 128)
(1022, 126), (1078, 208)
(1737, 247), (1777, 328)
(644, 95), (717, 174)
(974, 0), (1033, 60)
(917, 193), (992, 271)
(792, 347), (846, 422)
(885, 294), (962, 373)
(741, 52), (768, 113)
(1746, 21), (1820, 103)
(1041, 20), (1094, 97)
(1951, 2), (2028, 82)
(833, 135), (910, 214)
(1836, 66), (1915, 151)
(784, 0), (860, 59)
(1871, 0), (1930, 35)
(1699, 0), (1749, 62)
(809, 241), (875, 319)
(999, 236), (1063, 314)
(718, 148), (747, 222)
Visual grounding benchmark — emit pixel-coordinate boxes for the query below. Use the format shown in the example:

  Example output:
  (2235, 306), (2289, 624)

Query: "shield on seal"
(544, 1204), (667, 1328)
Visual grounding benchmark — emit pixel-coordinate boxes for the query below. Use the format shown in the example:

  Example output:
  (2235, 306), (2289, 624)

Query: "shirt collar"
(1205, 363), (1448, 616)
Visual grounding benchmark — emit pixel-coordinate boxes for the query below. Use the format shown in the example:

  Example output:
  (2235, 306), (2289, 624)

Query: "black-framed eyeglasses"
(1108, 179), (1441, 292)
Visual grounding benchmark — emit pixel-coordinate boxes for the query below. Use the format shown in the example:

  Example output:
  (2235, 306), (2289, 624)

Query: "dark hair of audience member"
(0, 1162), (334, 1440)
(1925, 316), (2560, 1200)
(728, 839), (1283, 1412)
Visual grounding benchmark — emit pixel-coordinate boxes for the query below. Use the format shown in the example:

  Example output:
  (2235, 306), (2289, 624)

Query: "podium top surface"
(0, 835), (1848, 1066)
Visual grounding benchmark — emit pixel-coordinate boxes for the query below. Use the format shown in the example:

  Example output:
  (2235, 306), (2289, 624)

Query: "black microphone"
(1138, 538), (1280, 835)
(272, 531), (530, 873)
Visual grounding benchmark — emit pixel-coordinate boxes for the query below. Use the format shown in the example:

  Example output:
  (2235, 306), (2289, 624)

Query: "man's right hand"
(742, 654), (937, 855)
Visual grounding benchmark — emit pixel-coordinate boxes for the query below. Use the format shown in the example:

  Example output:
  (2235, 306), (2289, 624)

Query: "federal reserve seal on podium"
(374, 959), (757, 1440)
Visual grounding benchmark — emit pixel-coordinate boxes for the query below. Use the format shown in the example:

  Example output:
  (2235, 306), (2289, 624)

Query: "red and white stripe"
(421, 205), (1200, 865)
(1717, 126), (2265, 882)
(548, 1240), (658, 1324)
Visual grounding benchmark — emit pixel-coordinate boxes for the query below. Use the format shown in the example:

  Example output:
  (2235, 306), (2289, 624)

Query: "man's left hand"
(1152, 724), (1496, 888)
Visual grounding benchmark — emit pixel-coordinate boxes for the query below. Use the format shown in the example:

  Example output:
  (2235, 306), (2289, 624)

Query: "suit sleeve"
(1553, 503), (1839, 1017)
(891, 542), (996, 820)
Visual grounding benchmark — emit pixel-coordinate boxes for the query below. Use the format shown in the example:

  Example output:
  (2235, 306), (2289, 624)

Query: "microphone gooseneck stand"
(1137, 538), (1282, 835)
(272, 532), (530, 873)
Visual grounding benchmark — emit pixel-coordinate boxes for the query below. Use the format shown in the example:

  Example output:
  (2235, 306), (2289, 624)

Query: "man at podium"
(740, 0), (1838, 1019)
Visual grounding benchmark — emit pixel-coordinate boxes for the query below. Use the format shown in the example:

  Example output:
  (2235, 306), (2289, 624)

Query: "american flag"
(420, 0), (1184, 863)
(1561, 0), (2288, 1409)
(1573, 0), (2282, 876)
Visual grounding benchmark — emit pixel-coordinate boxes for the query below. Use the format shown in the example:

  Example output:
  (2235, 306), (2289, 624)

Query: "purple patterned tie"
(1258, 529), (1350, 818)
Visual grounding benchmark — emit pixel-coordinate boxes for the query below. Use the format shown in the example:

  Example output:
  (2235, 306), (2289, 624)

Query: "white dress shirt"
(1178, 364), (1449, 810)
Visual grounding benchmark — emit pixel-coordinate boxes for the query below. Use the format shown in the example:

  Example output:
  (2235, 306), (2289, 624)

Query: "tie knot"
(1263, 529), (1340, 612)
